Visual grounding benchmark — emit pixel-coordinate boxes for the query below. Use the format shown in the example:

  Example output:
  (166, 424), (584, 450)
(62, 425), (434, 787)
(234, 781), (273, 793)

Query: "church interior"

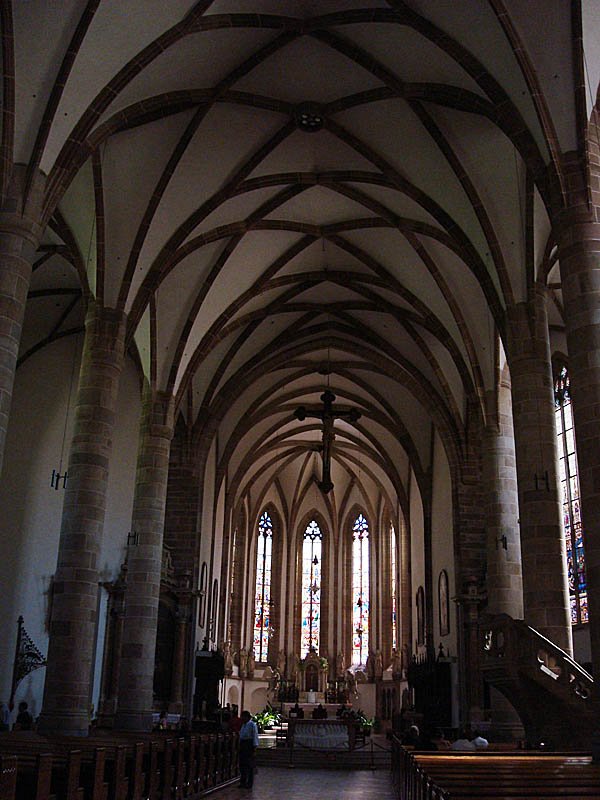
(2, 1), (600, 796)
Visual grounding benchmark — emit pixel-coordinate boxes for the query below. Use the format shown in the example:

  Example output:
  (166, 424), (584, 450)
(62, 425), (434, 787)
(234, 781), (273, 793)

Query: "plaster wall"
(0, 337), (141, 721)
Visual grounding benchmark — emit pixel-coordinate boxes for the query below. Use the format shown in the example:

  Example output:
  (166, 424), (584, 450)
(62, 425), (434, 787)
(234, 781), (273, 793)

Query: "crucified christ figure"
(294, 389), (361, 493)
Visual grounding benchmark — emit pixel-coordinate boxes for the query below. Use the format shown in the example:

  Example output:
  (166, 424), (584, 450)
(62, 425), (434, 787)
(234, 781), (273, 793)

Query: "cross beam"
(294, 389), (361, 493)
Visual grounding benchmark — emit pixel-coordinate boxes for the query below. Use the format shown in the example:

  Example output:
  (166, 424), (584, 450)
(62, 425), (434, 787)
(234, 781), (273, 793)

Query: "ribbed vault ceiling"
(11, 0), (585, 518)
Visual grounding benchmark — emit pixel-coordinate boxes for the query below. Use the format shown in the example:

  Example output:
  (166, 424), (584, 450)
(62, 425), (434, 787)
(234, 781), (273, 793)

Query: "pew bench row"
(393, 740), (600, 800)
(0, 731), (239, 800)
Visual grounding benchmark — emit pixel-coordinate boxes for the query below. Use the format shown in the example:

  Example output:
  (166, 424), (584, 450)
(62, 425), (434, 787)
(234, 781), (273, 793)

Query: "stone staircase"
(481, 613), (595, 748)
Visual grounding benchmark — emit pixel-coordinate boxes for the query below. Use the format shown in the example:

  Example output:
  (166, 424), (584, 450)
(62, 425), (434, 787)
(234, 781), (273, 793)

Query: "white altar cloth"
(292, 721), (349, 750)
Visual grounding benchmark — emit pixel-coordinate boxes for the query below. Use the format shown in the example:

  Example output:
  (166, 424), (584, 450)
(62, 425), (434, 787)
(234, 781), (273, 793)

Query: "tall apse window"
(554, 365), (588, 625)
(301, 519), (322, 657)
(390, 522), (397, 651)
(253, 511), (273, 661)
(352, 512), (370, 666)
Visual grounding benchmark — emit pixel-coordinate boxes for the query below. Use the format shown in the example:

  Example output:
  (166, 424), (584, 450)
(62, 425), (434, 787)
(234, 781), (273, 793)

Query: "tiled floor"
(213, 767), (397, 799)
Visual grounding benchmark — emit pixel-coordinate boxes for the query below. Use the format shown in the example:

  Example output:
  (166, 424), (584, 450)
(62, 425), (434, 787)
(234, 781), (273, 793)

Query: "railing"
(481, 613), (593, 710)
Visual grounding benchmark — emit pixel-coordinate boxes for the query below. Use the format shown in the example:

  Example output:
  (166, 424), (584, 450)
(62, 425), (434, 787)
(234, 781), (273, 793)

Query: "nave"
(214, 767), (396, 800)
(3, 0), (600, 755)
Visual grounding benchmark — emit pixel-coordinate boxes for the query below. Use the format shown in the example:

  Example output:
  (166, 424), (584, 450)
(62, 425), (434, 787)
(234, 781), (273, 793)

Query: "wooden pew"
(0, 730), (239, 800)
(395, 745), (600, 800)
(0, 755), (17, 800)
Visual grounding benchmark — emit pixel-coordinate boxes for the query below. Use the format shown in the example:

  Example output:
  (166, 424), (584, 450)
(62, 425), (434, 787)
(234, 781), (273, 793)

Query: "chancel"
(2, 2), (600, 799)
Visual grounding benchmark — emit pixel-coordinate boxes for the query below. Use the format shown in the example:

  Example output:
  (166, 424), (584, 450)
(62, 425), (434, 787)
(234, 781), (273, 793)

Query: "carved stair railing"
(481, 614), (594, 747)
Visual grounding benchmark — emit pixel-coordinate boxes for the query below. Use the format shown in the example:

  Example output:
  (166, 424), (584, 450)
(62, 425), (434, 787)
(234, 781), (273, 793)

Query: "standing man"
(238, 710), (259, 789)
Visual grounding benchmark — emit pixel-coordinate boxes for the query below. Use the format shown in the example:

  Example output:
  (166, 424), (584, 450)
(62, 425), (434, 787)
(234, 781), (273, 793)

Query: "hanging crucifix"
(294, 389), (361, 493)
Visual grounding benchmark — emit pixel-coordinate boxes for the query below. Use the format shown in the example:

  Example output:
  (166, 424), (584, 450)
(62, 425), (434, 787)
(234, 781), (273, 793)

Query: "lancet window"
(554, 365), (588, 625)
(352, 512), (370, 666)
(301, 520), (322, 656)
(253, 511), (273, 661)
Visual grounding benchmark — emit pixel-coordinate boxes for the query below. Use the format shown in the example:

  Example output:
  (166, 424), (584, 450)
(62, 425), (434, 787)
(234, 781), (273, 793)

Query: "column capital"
(0, 165), (46, 246)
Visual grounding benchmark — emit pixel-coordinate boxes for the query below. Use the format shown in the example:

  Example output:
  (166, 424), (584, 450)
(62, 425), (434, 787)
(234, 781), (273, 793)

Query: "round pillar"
(38, 304), (127, 735)
(0, 168), (45, 475)
(558, 153), (600, 682)
(507, 289), (571, 653)
(115, 386), (174, 731)
(483, 387), (523, 618)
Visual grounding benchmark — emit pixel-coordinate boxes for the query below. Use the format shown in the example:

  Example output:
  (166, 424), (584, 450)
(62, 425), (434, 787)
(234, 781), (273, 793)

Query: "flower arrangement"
(252, 704), (282, 731)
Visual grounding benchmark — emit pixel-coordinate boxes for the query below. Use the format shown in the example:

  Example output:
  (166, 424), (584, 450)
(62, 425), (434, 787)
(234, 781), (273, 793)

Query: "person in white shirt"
(238, 710), (259, 789)
(451, 729), (477, 750)
(471, 733), (489, 749)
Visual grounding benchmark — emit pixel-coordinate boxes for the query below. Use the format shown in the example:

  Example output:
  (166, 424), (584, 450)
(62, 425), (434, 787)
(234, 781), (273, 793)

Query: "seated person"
(471, 730), (489, 749)
(431, 727), (452, 750)
(14, 701), (33, 731)
(416, 728), (439, 751)
(451, 729), (477, 750)
(401, 724), (421, 747)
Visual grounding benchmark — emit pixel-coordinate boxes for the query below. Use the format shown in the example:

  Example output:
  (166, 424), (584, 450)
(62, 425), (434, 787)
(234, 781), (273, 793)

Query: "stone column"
(38, 304), (127, 735)
(0, 168), (45, 476)
(115, 386), (174, 731)
(483, 388), (523, 618)
(483, 387), (525, 738)
(557, 153), (600, 682)
(507, 288), (572, 653)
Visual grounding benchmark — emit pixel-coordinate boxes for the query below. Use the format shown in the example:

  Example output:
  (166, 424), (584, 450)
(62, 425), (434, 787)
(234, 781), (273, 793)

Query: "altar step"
(255, 740), (391, 770)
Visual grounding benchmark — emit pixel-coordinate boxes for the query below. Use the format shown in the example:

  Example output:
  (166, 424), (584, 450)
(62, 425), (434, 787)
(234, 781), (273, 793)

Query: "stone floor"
(213, 767), (397, 799)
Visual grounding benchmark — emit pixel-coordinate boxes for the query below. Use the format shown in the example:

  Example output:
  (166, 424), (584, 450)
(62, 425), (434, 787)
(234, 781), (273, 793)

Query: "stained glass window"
(554, 366), (588, 625)
(390, 522), (397, 651)
(301, 520), (322, 657)
(352, 513), (369, 666)
(253, 511), (273, 661)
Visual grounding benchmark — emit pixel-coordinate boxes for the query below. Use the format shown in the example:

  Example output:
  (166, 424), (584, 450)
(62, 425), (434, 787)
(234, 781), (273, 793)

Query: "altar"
(287, 718), (357, 750)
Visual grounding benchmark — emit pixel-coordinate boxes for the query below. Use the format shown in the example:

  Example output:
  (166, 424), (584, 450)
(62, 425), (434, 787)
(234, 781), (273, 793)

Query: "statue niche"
(299, 649), (327, 695)
(305, 663), (319, 692)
